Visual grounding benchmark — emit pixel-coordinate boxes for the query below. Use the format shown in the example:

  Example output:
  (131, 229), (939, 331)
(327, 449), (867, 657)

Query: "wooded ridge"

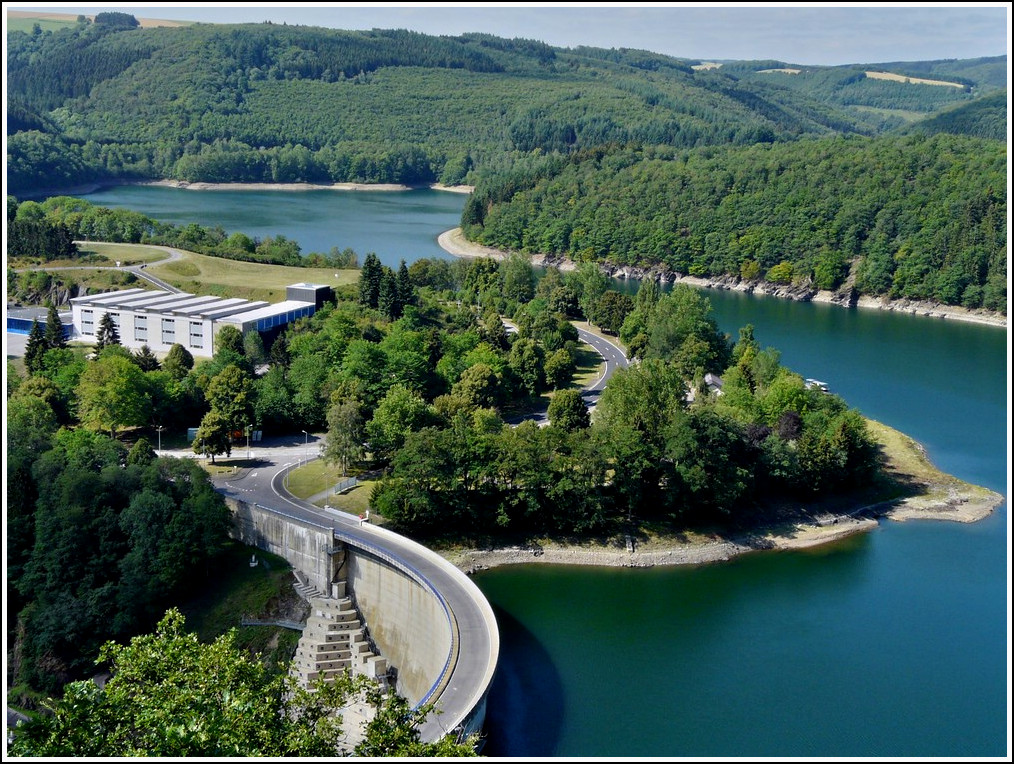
(6, 17), (1006, 192)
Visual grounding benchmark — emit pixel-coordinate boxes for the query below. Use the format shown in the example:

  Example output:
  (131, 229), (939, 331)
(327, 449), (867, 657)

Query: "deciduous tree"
(9, 609), (478, 757)
(547, 388), (590, 431)
(76, 353), (151, 436)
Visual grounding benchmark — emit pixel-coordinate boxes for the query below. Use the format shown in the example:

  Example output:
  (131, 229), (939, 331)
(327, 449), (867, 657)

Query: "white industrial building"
(69, 283), (333, 356)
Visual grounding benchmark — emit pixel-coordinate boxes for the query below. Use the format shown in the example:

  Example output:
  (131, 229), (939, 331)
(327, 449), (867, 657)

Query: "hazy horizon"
(6, 3), (1010, 67)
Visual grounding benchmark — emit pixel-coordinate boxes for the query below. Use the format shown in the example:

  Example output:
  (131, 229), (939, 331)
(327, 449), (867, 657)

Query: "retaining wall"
(227, 498), (340, 593)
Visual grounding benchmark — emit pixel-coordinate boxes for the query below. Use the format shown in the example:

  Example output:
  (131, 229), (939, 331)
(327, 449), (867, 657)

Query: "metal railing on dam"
(331, 525), (460, 710)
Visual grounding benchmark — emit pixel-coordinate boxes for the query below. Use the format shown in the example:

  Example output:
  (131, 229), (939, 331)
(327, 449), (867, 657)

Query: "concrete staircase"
(292, 570), (325, 602)
(289, 581), (389, 691)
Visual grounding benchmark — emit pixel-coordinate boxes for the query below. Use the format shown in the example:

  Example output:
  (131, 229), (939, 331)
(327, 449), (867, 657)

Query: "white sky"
(5, 2), (1011, 67)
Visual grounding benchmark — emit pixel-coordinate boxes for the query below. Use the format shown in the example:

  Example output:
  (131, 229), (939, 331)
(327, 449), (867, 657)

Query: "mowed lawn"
(148, 249), (359, 302)
(76, 242), (176, 265)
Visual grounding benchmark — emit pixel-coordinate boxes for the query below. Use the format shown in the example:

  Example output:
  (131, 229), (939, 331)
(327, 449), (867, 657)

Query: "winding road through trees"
(200, 325), (629, 742)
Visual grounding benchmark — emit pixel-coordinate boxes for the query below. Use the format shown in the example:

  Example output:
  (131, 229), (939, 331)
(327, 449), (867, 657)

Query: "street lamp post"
(156, 425), (163, 456)
(246, 425), (252, 459)
(302, 430), (308, 465)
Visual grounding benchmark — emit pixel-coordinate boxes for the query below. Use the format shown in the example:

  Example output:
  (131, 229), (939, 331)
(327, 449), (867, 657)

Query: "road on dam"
(138, 324), (628, 742)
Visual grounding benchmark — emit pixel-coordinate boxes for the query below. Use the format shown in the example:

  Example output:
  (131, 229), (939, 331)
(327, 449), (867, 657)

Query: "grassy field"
(6, 10), (191, 32)
(10, 242), (359, 306)
(570, 343), (605, 389)
(850, 104), (927, 123)
(149, 249), (359, 302)
(76, 242), (173, 265)
(283, 459), (380, 518)
(177, 542), (306, 669)
(864, 70), (965, 88)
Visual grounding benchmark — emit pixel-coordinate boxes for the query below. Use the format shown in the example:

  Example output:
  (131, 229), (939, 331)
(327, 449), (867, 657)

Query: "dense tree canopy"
(8, 428), (231, 694)
(6, 21), (1002, 192)
(9, 609), (477, 757)
(464, 135), (1006, 312)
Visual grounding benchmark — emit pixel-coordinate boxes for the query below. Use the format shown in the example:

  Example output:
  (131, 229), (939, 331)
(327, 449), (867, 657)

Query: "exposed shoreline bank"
(18, 179), (475, 197)
(437, 227), (1007, 329)
(436, 421), (1004, 575)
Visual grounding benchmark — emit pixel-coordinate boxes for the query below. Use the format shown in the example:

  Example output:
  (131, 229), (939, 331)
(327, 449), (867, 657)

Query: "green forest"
(8, 250), (880, 632)
(462, 134), (1007, 312)
(6, 17), (1005, 192)
(3, 14), (1007, 753)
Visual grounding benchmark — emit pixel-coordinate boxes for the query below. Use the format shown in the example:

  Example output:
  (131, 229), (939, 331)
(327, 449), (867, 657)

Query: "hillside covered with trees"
(461, 134), (1006, 313)
(6, 15), (1004, 193)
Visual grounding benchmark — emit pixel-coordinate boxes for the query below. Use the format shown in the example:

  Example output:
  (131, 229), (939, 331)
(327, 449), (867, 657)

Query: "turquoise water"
(80, 185), (1009, 757)
(83, 185), (465, 270)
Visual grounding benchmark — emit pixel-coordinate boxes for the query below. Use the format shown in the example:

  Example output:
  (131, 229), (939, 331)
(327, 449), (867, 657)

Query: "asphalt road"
(199, 327), (630, 740)
(12, 244), (187, 294)
(181, 435), (498, 744)
(507, 324), (630, 425)
(7, 251), (628, 743)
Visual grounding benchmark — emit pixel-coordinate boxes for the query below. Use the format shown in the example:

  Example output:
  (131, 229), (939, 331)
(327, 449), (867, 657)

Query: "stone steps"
(289, 580), (389, 691)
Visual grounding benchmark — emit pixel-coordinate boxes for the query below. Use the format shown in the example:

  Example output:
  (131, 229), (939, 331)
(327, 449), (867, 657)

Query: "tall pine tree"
(377, 267), (401, 320)
(396, 259), (414, 311)
(94, 312), (120, 351)
(44, 303), (67, 350)
(24, 318), (48, 375)
(358, 252), (383, 309)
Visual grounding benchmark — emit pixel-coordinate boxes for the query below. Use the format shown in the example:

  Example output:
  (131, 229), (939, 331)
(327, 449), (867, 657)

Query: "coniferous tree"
(396, 259), (414, 310)
(380, 267), (400, 319)
(377, 267), (401, 320)
(94, 312), (120, 351)
(358, 253), (383, 309)
(24, 319), (48, 375)
(133, 345), (160, 372)
(268, 333), (290, 368)
(44, 303), (67, 350)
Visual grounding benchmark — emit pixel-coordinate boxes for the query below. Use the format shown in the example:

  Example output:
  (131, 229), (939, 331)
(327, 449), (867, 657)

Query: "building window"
(81, 309), (94, 335)
(189, 322), (203, 348)
(134, 327), (147, 342)
(161, 318), (175, 344)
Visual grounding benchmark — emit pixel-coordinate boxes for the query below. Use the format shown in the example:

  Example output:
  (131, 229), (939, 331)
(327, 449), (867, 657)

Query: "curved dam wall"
(345, 546), (453, 705)
(229, 498), (340, 591)
(226, 499), (470, 722)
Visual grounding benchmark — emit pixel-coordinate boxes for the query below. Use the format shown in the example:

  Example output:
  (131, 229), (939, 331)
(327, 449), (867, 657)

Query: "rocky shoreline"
(435, 414), (1004, 576)
(437, 227), (1007, 329)
(141, 179), (474, 194)
(18, 179), (475, 199)
(441, 488), (1002, 575)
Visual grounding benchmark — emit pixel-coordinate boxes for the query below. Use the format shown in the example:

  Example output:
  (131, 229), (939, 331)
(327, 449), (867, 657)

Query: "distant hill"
(862, 56), (1007, 91)
(5, 9), (190, 33)
(463, 134), (1007, 313)
(6, 16), (1003, 193)
(905, 90), (1007, 140)
(721, 57), (1005, 129)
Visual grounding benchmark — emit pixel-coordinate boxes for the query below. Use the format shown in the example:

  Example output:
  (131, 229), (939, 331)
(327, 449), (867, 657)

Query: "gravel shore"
(436, 418), (1005, 575)
(437, 227), (1007, 329)
(441, 490), (1001, 575)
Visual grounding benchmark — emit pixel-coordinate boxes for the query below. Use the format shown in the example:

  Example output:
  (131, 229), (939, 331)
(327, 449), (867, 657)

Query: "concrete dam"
(227, 496), (499, 744)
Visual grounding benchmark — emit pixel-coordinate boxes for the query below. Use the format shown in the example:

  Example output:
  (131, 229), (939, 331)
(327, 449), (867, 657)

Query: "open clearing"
(149, 249), (359, 302)
(864, 71), (965, 88)
(6, 10), (190, 31)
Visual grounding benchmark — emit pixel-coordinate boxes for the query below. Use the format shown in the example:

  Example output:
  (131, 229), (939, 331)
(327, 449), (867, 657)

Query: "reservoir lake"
(80, 184), (1009, 757)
